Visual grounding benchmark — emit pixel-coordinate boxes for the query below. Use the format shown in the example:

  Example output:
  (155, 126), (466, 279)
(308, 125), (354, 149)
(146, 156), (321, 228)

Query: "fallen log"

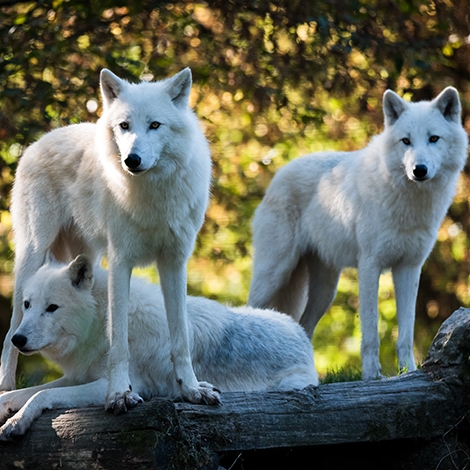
(1, 308), (470, 469)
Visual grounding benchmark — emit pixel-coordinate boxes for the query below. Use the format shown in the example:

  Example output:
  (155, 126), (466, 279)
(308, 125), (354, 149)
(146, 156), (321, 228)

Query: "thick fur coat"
(0, 69), (215, 411)
(249, 87), (468, 379)
(0, 256), (317, 439)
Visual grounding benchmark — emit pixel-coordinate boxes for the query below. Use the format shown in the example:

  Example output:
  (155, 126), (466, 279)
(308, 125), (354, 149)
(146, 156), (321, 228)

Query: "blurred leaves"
(0, 0), (470, 379)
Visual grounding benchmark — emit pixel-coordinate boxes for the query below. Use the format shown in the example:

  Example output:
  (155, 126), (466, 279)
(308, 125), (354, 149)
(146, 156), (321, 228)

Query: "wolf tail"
(248, 255), (309, 323)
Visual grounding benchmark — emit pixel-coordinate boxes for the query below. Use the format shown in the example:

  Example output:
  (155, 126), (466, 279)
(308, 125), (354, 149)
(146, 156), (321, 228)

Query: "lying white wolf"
(0, 68), (215, 411)
(249, 87), (468, 379)
(0, 255), (317, 440)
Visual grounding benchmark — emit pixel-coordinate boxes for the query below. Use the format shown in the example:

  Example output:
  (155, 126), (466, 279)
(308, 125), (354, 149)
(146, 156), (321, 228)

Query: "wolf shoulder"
(261, 150), (361, 207)
(16, 123), (97, 179)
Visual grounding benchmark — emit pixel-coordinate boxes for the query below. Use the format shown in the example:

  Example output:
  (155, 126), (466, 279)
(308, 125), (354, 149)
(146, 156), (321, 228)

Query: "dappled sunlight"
(0, 1), (469, 384)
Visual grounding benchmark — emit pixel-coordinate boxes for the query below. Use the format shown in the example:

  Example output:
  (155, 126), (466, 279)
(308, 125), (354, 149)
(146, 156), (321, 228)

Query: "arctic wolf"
(0, 68), (216, 412)
(0, 255), (317, 439)
(249, 87), (468, 379)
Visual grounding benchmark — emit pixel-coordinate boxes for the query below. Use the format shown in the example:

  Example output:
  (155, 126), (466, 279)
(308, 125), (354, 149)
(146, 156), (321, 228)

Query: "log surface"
(176, 372), (456, 449)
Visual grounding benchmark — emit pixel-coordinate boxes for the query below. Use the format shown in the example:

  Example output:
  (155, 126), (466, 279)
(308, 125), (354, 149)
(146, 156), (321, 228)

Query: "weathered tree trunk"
(1, 308), (470, 470)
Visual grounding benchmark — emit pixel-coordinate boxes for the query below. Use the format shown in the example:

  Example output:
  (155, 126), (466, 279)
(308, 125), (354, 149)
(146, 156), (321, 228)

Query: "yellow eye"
(149, 122), (161, 130)
(402, 137), (411, 145)
(119, 122), (129, 130)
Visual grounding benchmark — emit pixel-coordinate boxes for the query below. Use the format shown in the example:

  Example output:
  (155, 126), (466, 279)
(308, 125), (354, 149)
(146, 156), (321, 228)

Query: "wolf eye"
(149, 121), (161, 130)
(429, 135), (440, 143)
(402, 137), (411, 145)
(119, 122), (129, 130)
(23, 301), (30, 309)
(46, 304), (59, 313)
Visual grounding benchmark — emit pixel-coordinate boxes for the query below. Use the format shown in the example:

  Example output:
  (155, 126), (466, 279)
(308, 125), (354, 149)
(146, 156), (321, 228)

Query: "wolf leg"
(157, 255), (220, 405)
(358, 258), (383, 380)
(300, 252), (341, 339)
(392, 264), (420, 373)
(2, 174), (77, 392)
(0, 378), (107, 440)
(105, 256), (142, 413)
(0, 376), (76, 423)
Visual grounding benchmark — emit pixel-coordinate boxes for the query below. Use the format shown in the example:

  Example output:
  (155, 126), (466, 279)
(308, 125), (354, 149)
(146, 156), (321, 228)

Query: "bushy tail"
(249, 255), (309, 322)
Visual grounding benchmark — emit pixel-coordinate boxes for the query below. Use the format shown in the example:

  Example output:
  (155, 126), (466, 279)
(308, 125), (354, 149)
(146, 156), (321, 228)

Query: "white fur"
(0, 69), (216, 411)
(0, 256), (317, 439)
(249, 87), (468, 379)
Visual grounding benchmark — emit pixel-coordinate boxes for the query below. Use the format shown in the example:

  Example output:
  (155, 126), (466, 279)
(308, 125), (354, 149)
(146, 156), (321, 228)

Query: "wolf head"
(382, 87), (468, 184)
(12, 255), (96, 362)
(98, 68), (196, 175)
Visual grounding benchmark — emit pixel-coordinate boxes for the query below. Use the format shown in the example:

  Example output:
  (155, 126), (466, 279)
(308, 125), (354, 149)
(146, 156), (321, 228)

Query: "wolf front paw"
(105, 390), (143, 415)
(0, 407), (13, 425)
(361, 357), (384, 381)
(181, 381), (221, 406)
(0, 416), (27, 441)
(362, 370), (385, 381)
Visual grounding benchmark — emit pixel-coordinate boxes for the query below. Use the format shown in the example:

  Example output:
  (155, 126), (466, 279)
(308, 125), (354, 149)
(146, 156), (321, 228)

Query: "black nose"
(11, 334), (27, 349)
(124, 153), (141, 170)
(413, 164), (428, 180)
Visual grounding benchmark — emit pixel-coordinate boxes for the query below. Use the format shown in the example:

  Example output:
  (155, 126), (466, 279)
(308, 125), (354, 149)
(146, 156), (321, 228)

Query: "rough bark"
(1, 308), (470, 470)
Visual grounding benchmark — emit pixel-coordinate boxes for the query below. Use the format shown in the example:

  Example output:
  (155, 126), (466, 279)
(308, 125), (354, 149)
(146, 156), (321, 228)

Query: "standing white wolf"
(0, 68), (217, 411)
(0, 255), (317, 439)
(249, 87), (468, 379)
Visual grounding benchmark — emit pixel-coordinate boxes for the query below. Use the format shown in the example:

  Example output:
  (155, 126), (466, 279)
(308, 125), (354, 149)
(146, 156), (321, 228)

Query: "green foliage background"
(0, 0), (469, 382)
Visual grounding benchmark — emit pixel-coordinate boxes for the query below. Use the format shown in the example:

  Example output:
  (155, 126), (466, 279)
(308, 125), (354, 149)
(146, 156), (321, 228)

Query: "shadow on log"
(1, 308), (470, 469)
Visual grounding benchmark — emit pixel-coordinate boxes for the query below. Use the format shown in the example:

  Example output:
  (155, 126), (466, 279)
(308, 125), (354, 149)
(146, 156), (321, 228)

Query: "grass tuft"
(320, 365), (362, 384)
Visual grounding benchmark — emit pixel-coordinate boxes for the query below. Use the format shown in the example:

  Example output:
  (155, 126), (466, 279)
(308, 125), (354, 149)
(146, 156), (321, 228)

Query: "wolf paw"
(362, 372), (385, 381)
(0, 416), (25, 441)
(105, 390), (143, 415)
(182, 381), (221, 406)
(0, 404), (13, 425)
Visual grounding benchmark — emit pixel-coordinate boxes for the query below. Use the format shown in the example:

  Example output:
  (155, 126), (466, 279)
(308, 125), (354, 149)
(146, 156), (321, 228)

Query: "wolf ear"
(165, 68), (192, 109)
(433, 87), (461, 123)
(68, 255), (94, 290)
(383, 90), (408, 127)
(100, 69), (126, 108)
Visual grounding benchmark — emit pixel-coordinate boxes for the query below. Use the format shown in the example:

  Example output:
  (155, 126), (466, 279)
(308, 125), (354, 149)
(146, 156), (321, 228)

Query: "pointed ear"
(165, 68), (192, 109)
(433, 87), (461, 123)
(100, 69), (126, 108)
(383, 90), (408, 127)
(68, 255), (94, 290)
